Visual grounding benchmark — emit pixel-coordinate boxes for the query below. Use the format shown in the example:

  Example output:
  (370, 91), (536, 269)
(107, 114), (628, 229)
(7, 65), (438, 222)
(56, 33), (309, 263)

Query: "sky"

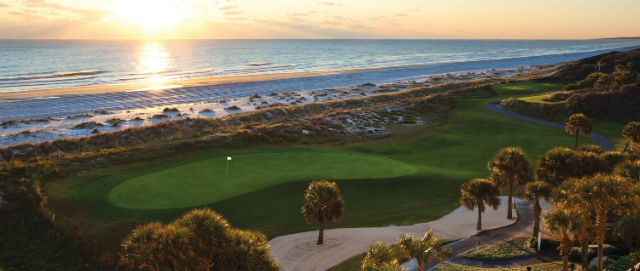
(0, 0), (639, 39)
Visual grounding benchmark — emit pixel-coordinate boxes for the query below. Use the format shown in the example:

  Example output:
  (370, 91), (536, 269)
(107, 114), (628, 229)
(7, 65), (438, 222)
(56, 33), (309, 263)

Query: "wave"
(248, 61), (270, 66)
(0, 69), (105, 82)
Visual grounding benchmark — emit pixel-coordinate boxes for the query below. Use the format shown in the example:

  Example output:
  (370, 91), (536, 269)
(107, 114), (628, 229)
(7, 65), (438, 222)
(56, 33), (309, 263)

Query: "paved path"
(269, 196), (516, 271)
(406, 199), (540, 271)
(487, 101), (613, 151)
(420, 200), (558, 270)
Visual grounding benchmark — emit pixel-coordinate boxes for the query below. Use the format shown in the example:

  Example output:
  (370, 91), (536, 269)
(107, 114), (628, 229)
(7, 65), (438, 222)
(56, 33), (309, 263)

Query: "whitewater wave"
(0, 69), (105, 82)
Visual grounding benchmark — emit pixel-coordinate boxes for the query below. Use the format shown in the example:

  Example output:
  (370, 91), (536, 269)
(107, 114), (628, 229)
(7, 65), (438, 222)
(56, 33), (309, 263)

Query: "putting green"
(108, 149), (417, 209)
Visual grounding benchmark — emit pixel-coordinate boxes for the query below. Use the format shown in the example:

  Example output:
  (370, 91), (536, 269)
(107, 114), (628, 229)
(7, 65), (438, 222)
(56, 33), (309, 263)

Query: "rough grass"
(46, 82), (585, 255)
(434, 262), (564, 271)
(463, 237), (534, 260)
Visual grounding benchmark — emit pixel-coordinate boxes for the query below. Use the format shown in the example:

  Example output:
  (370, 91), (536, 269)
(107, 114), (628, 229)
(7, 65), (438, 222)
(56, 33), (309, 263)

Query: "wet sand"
(0, 69), (367, 102)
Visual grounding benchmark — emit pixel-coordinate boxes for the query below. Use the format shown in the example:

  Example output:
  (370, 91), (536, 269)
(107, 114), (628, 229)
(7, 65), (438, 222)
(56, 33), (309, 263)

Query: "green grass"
(48, 82), (586, 253)
(434, 262), (564, 271)
(591, 119), (629, 151)
(463, 237), (534, 260)
(107, 149), (416, 209)
(509, 85), (629, 151)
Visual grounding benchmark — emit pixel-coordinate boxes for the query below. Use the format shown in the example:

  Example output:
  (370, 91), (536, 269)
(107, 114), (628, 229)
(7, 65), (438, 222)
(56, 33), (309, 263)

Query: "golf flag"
(227, 156), (232, 161)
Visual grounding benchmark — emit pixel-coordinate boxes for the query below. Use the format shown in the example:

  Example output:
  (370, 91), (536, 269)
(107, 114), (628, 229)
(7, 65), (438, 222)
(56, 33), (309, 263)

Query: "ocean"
(2, 39), (640, 92)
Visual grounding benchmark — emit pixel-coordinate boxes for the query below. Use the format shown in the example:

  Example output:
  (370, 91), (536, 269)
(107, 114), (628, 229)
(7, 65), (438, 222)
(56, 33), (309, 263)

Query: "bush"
(579, 144), (605, 154)
(162, 107), (180, 113)
(118, 208), (280, 271)
(569, 244), (628, 262)
(605, 251), (640, 271)
(564, 72), (603, 90)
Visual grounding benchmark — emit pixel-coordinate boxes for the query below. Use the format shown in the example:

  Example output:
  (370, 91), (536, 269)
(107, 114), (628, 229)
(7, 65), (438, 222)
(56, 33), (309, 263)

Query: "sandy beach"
(0, 68), (384, 102)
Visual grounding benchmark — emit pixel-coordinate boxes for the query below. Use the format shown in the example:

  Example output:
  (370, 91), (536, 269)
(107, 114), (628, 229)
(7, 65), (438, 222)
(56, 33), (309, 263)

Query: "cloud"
(317, 2), (342, 6)
(287, 12), (307, 17)
(219, 5), (237, 10)
(396, 13), (407, 17)
(248, 17), (382, 39)
(0, 2), (8, 7)
(22, 0), (109, 21)
(224, 10), (242, 16)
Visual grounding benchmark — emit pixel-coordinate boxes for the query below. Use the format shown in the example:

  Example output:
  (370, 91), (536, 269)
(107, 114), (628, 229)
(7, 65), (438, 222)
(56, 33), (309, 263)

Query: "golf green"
(108, 149), (417, 209)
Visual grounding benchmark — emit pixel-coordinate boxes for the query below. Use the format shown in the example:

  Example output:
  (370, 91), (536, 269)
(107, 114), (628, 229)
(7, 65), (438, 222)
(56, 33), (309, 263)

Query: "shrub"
(73, 121), (104, 129)
(579, 144), (605, 154)
(162, 107), (180, 113)
(118, 208), (280, 271)
(149, 114), (169, 119)
(565, 72), (603, 90)
(106, 118), (124, 127)
(604, 251), (640, 271)
(569, 244), (627, 262)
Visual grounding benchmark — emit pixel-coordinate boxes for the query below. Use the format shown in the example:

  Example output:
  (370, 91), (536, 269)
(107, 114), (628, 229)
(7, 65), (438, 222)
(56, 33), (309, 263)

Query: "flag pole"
(226, 156), (231, 176)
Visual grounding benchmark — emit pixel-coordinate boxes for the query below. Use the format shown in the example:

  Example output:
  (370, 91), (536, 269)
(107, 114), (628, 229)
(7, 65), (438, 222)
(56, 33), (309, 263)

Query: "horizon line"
(1, 37), (640, 41)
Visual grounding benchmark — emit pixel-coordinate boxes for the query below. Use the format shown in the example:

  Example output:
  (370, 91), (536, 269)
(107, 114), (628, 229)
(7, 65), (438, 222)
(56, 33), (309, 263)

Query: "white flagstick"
(226, 156), (232, 176)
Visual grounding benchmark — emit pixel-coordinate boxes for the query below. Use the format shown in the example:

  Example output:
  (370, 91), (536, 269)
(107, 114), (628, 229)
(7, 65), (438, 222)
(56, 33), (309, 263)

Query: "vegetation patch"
(463, 237), (534, 260)
(434, 262), (564, 271)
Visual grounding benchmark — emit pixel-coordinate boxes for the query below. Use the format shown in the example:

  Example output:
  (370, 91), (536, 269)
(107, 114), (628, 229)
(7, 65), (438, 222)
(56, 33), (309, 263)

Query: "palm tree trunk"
(581, 241), (589, 270)
(417, 259), (424, 271)
(533, 200), (541, 239)
(575, 133), (579, 150)
(562, 235), (570, 271)
(477, 205), (482, 231)
(317, 223), (324, 245)
(597, 241), (604, 271)
(507, 182), (513, 219)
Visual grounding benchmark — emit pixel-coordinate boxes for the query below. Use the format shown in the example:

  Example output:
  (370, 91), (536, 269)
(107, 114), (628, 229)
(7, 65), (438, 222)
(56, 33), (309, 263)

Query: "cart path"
(487, 101), (613, 151)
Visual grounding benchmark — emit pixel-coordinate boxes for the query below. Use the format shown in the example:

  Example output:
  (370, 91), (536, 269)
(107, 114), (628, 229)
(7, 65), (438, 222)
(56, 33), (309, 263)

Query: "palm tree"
(535, 147), (579, 187)
(398, 228), (450, 271)
(460, 178), (501, 230)
(544, 207), (583, 271)
(616, 215), (640, 251)
(524, 181), (552, 240)
(361, 242), (404, 271)
(301, 180), (344, 245)
(622, 122), (640, 151)
(576, 151), (609, 176)
(615, 159), (640, 182)
(551, 185), (594, 270)
(487, 147), (532, 219)
(565, 113), (592, 150)
(615, 215), (640, 251)
(558, 174), (634, 271)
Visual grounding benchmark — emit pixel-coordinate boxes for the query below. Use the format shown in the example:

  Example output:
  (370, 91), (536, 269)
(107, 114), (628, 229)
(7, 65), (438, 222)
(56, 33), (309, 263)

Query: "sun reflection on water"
(137, 42), (172, 86)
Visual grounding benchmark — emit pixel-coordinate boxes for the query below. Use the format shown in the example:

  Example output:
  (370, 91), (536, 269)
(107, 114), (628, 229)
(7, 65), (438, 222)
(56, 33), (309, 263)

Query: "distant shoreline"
(2, 44), (638, 102)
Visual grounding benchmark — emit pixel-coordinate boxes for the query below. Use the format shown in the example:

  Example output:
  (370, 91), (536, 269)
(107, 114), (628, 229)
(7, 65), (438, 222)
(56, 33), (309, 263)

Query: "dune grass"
(47, 82), (585, 254)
